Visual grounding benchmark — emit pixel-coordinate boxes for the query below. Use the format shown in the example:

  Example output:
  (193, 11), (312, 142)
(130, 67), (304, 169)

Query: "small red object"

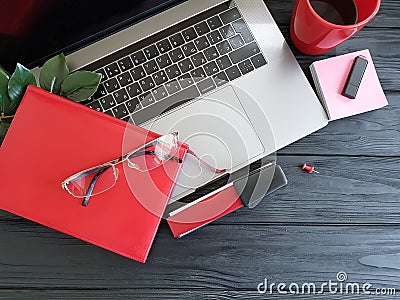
(301, 163), (319, 174)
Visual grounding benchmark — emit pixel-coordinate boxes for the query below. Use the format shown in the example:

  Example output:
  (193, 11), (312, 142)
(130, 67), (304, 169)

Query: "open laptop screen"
(0, 0), (186, 72)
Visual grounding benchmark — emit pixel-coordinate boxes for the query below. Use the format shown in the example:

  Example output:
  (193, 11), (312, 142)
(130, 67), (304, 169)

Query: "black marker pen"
(342, 55), (368, 99)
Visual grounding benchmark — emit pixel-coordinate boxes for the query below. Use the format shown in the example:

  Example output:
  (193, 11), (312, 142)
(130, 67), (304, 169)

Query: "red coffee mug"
(290, 0), (380, 55)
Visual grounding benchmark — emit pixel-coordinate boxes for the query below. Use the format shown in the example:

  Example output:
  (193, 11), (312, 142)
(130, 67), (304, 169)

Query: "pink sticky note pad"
(311, 49), (388, 120)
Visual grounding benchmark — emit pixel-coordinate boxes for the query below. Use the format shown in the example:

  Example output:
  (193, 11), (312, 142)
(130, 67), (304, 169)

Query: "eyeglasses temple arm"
(128, 150), (182, 163)
(82, 167), (111, 207)
(187, 149), (226, 173)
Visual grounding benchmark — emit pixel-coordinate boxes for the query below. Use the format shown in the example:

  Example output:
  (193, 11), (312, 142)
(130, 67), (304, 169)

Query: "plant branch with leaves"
(0, 53), (101, 144)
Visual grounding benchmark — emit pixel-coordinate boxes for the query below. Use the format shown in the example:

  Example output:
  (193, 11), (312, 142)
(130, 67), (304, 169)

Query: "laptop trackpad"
(145, 86), (264, 197)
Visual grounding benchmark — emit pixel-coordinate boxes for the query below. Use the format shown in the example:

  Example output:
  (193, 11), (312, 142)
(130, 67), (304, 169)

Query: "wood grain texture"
(215, 155), (400, 224)
(0, 224), (400, 290)
(0, 0), (399, 299)
(280, 95), (400, 156)
(0, 290), (395, 300)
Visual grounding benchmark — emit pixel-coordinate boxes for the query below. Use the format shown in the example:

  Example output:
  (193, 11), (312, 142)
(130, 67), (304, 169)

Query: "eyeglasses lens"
(128, 133), (179, 172)
(65, 166), (117, 198)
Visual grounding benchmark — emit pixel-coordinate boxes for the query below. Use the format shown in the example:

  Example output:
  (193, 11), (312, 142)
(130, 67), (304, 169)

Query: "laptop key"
(156, 54), (172, 69)
(238, 59), (254, 75)
(139, 76), (155, 92)
(204, 61), (219, 76)
(166, 64), (181, 80)
(87, 100), (102, 112)
(220, 7), (241, 24)
(191, 52), (207, 67)
(100, 95), (116, 110)
(207, 30), (223, 45)
(156, 39), (172, 54)
(131, 66), (146, 81)
(226, 65), (241, 81)
(213, 71), (229, 87)
(220, 24), (235, 39)
(207, 16), (223, 30)
(251, 53), (267, 69)
(112, 103), (129, 119)
(130, 85), (200, 125)
(204, 46), (219, 61)
(117, 72), (133, 87)
(152, 86), (169, 101)
(143, 45), (159, 60)
(165, 80), (181, 94)
(182, 27), (197, 42)
(92, 83), (107, 99)
(182, 42), (197, 57)
(143, 59), (159, 75)
(122, 116), (131, 123)
(194, 21), (210, 36)
(126, 97), (142, 113)
(178, 58), (194, 73)
(131, 50), (146, 66)
(197, 78), (216, 95)
(170, 33), (185, 47)
(95, 68), (108, 81)
(229, 42), (260, 64)
(232, 19), (254, 43)
(216, 40), (232, 56)
(118, 57), (134, 72)
(105, 63), (121, 77)
(104, 78), (120, 93)
(104, 110), (114, 117)
(229, 34), (245, 49)
(170, 48), (185, 63)
(191, 67), (206, 82)
(152, 70), (169, 86)
(113, 89), (129, 104)
(126, 82), (142, 98)
(194, 36), (210, 51)
(178, 73), (194, 89)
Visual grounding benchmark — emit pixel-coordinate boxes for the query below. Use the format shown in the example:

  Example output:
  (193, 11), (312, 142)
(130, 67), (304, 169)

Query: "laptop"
(1, 0), (328, 209)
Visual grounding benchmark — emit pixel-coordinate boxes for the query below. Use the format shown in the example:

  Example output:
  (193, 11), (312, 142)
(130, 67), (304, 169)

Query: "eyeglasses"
(62, 132), (226, 207)
(62, 132), (182, 206)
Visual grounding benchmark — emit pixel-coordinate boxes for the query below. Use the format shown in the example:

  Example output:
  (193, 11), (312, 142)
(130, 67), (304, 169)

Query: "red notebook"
(0, 86), (188, 263)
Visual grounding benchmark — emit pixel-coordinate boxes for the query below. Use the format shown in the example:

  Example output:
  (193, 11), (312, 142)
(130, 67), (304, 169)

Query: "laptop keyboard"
(85, 4), (267, 125)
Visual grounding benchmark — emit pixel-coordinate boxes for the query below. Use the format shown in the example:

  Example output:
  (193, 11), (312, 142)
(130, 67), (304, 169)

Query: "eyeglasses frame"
(61, 132), (181, 206)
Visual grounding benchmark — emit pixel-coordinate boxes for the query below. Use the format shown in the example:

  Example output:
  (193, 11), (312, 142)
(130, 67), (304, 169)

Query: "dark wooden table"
(1, 1), (399, 299)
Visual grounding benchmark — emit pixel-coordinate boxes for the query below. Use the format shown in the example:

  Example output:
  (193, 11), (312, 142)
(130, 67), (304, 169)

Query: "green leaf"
(0, 68), (10, 114)
(0, 121), (11, 146)
(60, 71), (101, 102)
(7, 63), (37, 113)
(39, 53), (69, 94)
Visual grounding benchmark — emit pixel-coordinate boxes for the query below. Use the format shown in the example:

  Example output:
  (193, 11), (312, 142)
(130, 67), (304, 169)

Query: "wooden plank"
(266, 0), (400, 29)
(0, 1), (398, 299)
(0, 224), (400, 290)
(0, 289), (394, 299)
(1, 156), (399, 225)
(280, 95), (400, 156)
(213, 155), (400, 225)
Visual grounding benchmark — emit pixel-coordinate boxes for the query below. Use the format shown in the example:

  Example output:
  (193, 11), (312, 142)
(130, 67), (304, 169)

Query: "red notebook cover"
(0, 86), (187, 263)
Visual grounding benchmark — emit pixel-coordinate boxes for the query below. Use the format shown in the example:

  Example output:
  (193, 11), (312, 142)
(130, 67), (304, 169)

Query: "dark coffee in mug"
(310, 0), (358, 25)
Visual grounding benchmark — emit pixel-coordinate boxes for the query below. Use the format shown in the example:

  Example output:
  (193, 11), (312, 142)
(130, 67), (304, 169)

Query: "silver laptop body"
(33, 0), (328, 202)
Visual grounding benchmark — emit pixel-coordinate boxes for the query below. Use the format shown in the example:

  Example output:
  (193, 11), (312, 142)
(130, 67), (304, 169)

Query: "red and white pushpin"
(301, 163), (319, 174)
